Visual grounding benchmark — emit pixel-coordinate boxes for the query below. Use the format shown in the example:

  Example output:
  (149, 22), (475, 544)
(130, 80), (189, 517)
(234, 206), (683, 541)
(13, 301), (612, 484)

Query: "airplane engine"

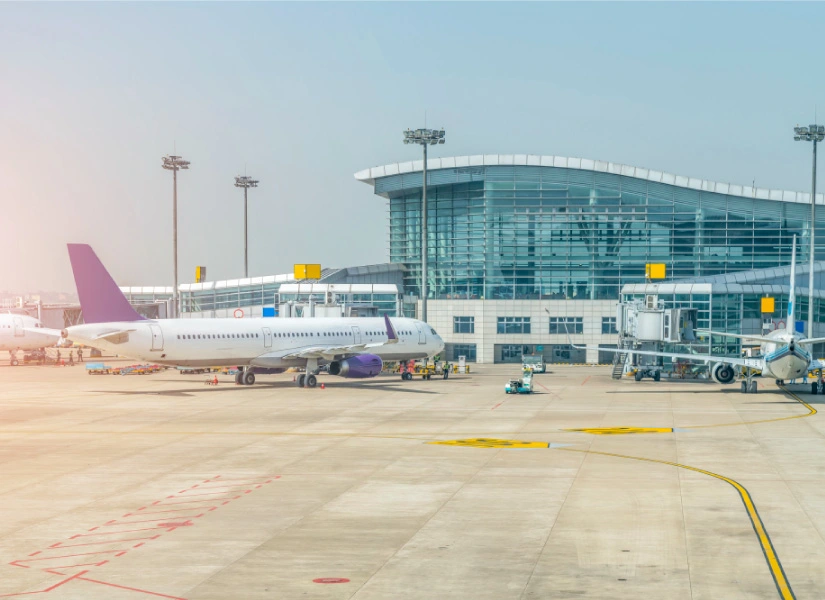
(711, 363), (735, 384)
(328, 354), (383, 378)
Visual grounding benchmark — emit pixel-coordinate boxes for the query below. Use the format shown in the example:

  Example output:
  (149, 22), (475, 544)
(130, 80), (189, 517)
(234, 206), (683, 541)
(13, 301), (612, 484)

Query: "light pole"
(403, 127), (445, 323)
(234, 175), (259, 278)
(794, 124), (825, 336)
(162, 154), (190, 318)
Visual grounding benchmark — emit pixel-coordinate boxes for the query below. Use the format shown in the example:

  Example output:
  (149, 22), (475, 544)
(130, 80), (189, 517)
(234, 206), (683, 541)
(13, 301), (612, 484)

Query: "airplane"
(0, 313), (62, 365)
(62, 244), (445, 387)
(574, 235), (825, 395)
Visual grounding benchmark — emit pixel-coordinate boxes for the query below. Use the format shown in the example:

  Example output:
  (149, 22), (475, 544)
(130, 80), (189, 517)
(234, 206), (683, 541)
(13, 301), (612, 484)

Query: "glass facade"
(180, 283), (281, 314)
(375, 164), (825, 301)
(449, 343), (477, 361)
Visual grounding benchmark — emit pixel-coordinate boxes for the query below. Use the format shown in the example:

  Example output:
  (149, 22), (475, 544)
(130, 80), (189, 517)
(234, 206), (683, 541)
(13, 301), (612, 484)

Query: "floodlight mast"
(794, 124), (825, 336)
(234, 175), (259, 278)
(162, 155), (190, 318)
(403, 128), (446, 323)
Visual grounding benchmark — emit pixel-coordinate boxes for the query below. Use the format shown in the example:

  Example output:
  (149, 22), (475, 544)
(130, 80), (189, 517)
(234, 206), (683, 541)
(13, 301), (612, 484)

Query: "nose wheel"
(740, 368), (758, 394)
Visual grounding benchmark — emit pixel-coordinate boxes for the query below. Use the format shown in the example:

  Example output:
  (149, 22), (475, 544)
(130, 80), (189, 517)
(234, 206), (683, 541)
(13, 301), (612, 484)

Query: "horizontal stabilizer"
(22, 327), (63, 338)
(91, 329), (136, 344)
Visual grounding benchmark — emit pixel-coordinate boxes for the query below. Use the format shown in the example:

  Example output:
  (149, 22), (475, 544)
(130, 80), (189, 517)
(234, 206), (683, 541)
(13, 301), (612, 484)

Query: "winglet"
(67, 244), (146, 324)
(384, 314), (399, 344)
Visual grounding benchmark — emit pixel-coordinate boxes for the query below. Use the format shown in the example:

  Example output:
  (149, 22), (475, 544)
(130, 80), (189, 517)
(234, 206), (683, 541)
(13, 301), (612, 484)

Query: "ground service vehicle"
(522, 354), (546, 373)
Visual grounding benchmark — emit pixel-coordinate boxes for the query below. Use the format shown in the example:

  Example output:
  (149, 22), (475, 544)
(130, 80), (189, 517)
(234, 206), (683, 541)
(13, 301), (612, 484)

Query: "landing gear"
(652, 371), (661, 382)
(812, 369), (825, 395)
(776, 379), (785, 387)
(401, 371), (413, 381)
(299, 358), (320, 388)
(241, 370), (256, 386)
(740, 368), (758, 394)
(634, 370), (643, 382)
(235, 372), (243, 385)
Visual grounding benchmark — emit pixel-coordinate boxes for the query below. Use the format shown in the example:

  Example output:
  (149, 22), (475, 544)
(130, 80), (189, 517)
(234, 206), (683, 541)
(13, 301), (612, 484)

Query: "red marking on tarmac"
(5, 474), (282, 599)
(0, 569), (90, 598)
(75, 576), (187, 600)
(534, 381), (550, 391)
(581, 376), (590, 386)
(313, 578), (350, 584)
(491, 401), (504, 411)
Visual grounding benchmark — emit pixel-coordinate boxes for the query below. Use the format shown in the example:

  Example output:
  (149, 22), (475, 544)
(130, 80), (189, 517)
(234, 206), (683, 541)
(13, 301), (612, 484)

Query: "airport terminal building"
(355, 155), (825, 363)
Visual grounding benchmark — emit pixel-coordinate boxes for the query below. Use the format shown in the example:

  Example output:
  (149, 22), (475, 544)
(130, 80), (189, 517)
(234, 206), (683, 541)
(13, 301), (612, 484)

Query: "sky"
(2, 2), (825, 294)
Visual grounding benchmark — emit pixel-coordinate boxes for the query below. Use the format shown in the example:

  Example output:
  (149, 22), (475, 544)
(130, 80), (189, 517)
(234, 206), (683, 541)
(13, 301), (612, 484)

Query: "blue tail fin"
(787, 235), (796, 335)
(67, 244), (145, 324)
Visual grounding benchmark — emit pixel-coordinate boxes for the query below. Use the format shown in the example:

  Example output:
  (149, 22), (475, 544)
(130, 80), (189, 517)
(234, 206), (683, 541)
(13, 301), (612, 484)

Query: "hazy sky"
(3, 2), (825, 293)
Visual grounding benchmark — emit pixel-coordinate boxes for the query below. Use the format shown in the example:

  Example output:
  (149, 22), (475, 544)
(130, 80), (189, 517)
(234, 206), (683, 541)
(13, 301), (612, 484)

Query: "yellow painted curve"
(557, 446), (795, 600)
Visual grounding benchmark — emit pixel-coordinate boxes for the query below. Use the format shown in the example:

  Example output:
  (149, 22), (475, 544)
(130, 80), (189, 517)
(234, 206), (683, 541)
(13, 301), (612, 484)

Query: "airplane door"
(263, 327), (272, 349)
(416, 323), (426, 345)
(351, 326), (362, 344)
(12, 317), (23, 337)
(149, 325), (164, 351)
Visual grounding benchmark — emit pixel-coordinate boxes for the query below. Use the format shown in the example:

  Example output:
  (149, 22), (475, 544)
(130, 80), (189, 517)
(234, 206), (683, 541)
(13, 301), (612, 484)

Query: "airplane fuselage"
(65, 316), (444, 368)
(759, 329), (811, 381)
(0, 314), (60, 352)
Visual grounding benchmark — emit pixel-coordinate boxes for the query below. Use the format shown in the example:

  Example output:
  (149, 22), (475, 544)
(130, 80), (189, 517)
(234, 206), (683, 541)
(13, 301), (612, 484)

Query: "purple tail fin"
(67, 244), (145, 323)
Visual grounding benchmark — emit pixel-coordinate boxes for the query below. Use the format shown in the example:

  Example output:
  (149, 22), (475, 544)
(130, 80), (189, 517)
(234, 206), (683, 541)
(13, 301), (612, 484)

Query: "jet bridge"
(612, 295), (699, 380)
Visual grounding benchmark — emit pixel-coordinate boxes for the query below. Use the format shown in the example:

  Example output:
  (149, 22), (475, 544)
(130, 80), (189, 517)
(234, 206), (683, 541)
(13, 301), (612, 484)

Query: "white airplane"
(0, 313), (62, 365)
(62, 244), (445, 387)
(576, 235), (825, 394)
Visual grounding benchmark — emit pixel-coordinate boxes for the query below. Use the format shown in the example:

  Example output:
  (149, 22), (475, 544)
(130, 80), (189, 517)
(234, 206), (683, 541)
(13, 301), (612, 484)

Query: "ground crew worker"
(77, 347), (83, 362)
(68, 351), (74, 366)
(55, 349), (60, 365)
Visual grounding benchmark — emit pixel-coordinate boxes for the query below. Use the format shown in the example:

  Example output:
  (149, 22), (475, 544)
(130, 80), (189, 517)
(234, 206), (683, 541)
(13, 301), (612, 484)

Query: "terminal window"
(453, 316), (475, 334)
(450, 343), (477, 361)
(497, 317), (531, 334)
(601, 317), (618, 334)
(549, 317), (583, 334)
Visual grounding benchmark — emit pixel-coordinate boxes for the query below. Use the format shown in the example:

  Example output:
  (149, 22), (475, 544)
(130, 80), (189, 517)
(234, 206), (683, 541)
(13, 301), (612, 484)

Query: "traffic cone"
(213, 376), (218, 385)
(320, 383), (325, 389)
(293, 375), (296, 382)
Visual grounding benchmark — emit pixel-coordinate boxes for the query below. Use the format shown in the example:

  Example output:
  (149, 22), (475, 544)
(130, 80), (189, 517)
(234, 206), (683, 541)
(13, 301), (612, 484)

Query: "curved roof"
(354, 154), (824, 205)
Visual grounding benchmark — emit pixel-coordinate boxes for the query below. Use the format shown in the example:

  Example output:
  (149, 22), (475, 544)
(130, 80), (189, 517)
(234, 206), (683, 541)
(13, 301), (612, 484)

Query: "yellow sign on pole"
(293, 264), (322, 280)
(645, 263), (666, 279)
(195, 266), (206, 283)
(761, 297), (775, 314)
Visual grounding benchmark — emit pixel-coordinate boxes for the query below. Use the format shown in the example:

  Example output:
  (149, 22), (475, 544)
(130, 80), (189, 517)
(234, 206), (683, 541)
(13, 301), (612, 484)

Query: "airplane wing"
(263, 314), (400, 361)
(278, 342), (386, 360)
(798, 337), (825, 346)
(808, 358), (825, 372)
(572, 343), (763, 370)
(695, 330), (776, 344)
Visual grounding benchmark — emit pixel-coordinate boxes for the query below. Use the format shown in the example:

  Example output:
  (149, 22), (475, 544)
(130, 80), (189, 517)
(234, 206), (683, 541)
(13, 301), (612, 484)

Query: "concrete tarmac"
(0, 359), (824, 599)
